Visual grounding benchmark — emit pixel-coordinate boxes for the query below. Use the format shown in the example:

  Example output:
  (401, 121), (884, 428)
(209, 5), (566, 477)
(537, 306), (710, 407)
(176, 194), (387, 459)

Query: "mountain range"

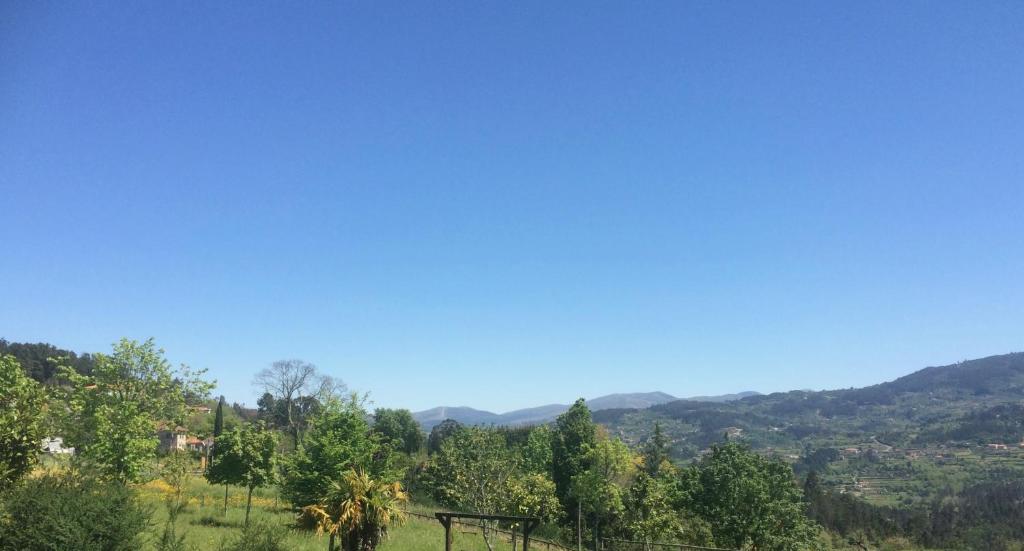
(412, 390), (760, 430)
(593, 352), (1024, 457)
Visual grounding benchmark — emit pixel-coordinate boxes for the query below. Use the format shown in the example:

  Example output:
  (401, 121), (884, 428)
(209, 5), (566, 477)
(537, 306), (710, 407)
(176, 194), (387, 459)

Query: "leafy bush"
(218, 519), (288, 551)
(0, 473), (151, 551)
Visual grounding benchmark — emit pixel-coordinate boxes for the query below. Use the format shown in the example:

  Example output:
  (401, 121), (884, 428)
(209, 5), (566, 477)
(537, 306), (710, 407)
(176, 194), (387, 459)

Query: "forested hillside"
(0, 339), (95, 383)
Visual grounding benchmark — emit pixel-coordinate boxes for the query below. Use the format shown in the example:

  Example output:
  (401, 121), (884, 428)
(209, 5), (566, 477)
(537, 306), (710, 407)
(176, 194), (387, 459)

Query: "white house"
(41, 436), (74, 455)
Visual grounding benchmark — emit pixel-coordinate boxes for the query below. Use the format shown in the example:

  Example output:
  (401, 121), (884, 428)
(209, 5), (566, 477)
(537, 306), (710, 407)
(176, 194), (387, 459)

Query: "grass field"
(136, 476), (537, 551)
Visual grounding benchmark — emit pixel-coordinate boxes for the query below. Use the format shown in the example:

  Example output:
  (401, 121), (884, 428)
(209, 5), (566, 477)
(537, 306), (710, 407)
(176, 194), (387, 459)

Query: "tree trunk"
(223, 485), (229, 516)
(328, 532), (335, 551)
(577, 503), (582, 551)
(481, 520), (495, 551)
(245, 486), (254, 525)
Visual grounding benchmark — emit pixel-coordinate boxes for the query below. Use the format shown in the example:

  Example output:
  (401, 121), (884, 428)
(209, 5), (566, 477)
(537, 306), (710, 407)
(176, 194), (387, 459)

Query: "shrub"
(219, 519), (288, 551)
(0, 473), (151, 551)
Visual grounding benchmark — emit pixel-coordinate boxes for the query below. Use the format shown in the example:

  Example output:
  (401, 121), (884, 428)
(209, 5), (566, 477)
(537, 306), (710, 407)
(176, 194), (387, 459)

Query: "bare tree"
(253, 360), (318, 444)
(253, 360), (349, 445)
(313, 374), (348, 404)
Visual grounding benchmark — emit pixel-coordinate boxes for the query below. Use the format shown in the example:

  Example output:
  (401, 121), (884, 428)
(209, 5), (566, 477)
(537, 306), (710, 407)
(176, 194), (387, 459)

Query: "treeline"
(914, 403), (1024, 445)
(416, 402), (819, 550)
(0, 339), (410, 550)
(805, 471), (1024, 551)
(0, 338), (95, 383)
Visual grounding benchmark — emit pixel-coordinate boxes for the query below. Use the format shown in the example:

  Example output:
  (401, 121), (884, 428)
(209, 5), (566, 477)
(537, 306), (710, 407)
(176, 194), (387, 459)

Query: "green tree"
(0, 354), (46, 489)
(552, 398), (597, 526)
(257, 392), (281, 426)
(626, 472), (683, 549)
(206, 426), (245, 515)
(57, 338), (213, 483)
(281, 397), (393, 510)
(572, 433), (636, 549)
(205, 424), (278, 524)
(239, 424), (278, 524)
(426, 427), (519, 551)
(372, 408), (425, 455)
(642, 423), (670, 477)
(502, 472), (562, 523)
(427, 418), (463, 454)
(214, 396), (226, 437)
(157, 452), (193, 551)
(684, 442), (818, 551)
(522, 425), (554, 475)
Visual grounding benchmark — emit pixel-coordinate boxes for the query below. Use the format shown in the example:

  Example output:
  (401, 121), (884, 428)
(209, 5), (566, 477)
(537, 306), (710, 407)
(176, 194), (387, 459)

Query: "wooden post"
(523, 519), (537, 551)
(435, 514), (453, 551)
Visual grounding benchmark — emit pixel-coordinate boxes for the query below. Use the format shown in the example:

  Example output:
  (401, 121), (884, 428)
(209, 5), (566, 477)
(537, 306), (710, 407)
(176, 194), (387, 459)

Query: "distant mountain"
(411, 406), (500, 428)
(412, 390), (759, 430)
(684, 391), (761, 403)
(587, 392), (678, 410)
(596, 352), (1024, 460)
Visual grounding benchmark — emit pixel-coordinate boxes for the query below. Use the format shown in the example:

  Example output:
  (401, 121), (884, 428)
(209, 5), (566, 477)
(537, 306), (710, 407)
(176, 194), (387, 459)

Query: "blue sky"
(2, 2), (1022, 412)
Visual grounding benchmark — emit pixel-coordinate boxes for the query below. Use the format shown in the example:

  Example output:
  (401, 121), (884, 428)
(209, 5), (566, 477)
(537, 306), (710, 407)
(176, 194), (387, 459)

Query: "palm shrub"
(304, 469), (408, 551)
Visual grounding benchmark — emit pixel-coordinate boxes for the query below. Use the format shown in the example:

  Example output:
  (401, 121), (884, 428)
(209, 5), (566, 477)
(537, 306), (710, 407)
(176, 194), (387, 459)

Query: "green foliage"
(571, 432), (635, 539)
(625, 471), (685, 545)
(214, 396), (225, 437)
(426, 418), (462, 455)
(158, 453), (195, 551)
(502, 472), (562, 523)
(281, 398), (394, 509)
(522, 425), (554, 475)
(0, 472), (151, 551)
(205, 424), (277, 523)
(425, 426), (561, 521)
(425, 426), (561, 548)
(238, 424), (278, 492)
(373, 408), (425, 455)
(207, 428), (246, 487)
(190, 398), (241, 440)
(0, 354), (46, 488)
(551, 398), (597, 512)
(426, 426), (515, 514)
(683, 442), (818, 551)
(219, 519), (290, 551)
(0, 339), (95, 383)
(641, 422), (670, 476)
(304, 469), (409, 551)
(56, 338), (214, 483)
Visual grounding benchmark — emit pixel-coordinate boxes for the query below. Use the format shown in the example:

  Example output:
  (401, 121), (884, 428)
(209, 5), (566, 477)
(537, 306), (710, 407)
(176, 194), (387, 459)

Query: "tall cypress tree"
(213, 396), (225, 438)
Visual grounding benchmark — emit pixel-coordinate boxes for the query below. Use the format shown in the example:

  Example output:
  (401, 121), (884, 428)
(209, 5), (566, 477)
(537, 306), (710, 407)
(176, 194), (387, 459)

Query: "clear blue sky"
(2, 2), (1022, 413)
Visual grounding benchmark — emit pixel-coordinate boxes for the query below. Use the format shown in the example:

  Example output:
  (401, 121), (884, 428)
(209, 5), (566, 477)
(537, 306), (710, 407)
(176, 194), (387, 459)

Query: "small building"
(157, 425), (187, 452)
(41, 436), (74, 455)
(190, 405), (212, 415)
(186, 436), (214, 454)
(724, 427), (744, 439)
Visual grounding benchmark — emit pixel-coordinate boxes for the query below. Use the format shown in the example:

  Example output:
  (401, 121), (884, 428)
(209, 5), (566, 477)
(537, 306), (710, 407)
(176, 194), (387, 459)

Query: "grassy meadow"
(135, 474), (535, 551)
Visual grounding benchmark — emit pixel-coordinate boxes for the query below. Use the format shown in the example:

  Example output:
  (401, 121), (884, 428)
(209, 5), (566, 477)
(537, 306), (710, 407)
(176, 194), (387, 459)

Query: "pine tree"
(643, 423), (669, 476)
